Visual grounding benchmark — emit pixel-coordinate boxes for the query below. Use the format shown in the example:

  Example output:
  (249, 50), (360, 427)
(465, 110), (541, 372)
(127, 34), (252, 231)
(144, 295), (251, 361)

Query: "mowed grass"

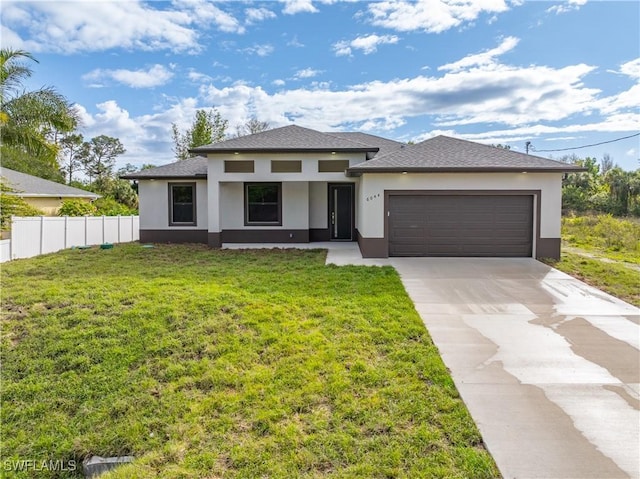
(0, 244), (498, 478)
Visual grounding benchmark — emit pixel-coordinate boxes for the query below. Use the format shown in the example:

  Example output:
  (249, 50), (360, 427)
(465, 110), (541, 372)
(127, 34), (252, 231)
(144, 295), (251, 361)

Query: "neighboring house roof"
(347, 135), (588, 175)
(326, 132), (405, 159)
(0, 167), (100, 199)
(121, 156), (208, 180)
(190, 125), (379, 154)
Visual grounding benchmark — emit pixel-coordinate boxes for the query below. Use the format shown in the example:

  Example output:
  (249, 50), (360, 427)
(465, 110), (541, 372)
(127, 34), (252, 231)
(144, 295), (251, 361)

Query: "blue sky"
(2, 0), (639, 171)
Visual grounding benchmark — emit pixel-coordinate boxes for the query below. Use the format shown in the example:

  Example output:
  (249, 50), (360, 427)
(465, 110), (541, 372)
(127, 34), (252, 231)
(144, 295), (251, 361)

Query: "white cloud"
(196, 60), (601, 132)
(619, 58), (640, 79)
(287, 35), (305, 47)
(334, 34), (399, 56)
(187, 69), (213, 83)
(547, 0), (587, 15)
(174, 0), (244, 33)
(294, 68), (322, 79)
(333, 41), (352, 57)
(243, 44), (275, 56)
(596, 84), (640, 115)
(82, 64), (174, 88)
(626, 148), (637, 157)
(245, 7), (277, 25)
(281, 0), (318, 15)
(1, 0), (243, 54)
(439, 36), (519, 72)
(71, 39), (633, 170)
(415, 114), (640, 147)
(76, 97), (203, 167)
(367, 0), (509, 33)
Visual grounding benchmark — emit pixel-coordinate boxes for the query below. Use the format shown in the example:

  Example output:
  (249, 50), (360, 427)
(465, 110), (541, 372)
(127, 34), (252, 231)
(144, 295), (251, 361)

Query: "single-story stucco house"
(0, 167), (100, 215)
(123, 125), (584, 259)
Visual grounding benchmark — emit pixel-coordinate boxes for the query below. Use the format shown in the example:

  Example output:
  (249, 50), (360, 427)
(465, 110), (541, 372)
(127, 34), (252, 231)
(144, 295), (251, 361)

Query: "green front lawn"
(0, 244), (498, 478)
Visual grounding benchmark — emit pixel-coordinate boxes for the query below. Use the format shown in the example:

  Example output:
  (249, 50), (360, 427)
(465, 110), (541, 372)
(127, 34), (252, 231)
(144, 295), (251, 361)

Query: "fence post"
(117, 215), (121, 243)
(102, 216), (106, 243)
(39, 216), (45, 255)
(85, 216), (88, 246)
(10, 216), (14, 260)
(64, 216), (68, 248)
(131, 216), (134, 241)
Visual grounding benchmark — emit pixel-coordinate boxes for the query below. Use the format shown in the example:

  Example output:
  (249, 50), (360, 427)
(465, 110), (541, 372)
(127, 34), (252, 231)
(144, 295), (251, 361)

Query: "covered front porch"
(208, 180), (357, 246)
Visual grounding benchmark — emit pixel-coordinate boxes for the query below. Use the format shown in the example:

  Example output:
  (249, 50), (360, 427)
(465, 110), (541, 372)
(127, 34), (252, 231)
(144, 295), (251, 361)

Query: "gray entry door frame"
(328, 183), (354, 241)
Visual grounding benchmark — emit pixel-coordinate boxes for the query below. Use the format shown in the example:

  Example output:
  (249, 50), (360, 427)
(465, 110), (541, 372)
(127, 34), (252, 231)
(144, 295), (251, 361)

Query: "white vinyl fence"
(1, 215), (139, 262)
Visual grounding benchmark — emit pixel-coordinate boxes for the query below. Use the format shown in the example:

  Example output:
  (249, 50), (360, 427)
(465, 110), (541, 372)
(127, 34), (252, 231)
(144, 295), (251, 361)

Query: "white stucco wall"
(219, 182), (309, 230)
(309, 182), (327, 229)
(208, 153), (362, 233)
(138, 179), (208, 230)
(357, 172), (562, 239)
(207, 152), (365, 183)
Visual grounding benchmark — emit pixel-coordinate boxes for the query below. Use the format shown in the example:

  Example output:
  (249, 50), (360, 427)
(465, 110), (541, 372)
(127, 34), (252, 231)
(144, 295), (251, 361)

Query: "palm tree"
(0, 48), (78, 180)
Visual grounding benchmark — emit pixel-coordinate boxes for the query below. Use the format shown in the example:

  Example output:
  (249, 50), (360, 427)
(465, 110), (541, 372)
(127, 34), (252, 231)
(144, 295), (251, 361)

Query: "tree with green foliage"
(96, 177), (138, 209)
(603, 167), (640, 216)
(0, 49), (78, 181)
(77, 135), (126, 185)
(59, 133), (84, 183)
(561, 155), (601, 212)
(561, 153), (640, 216)
(171, 108), (228, 160)
(0, 179), (44, 230)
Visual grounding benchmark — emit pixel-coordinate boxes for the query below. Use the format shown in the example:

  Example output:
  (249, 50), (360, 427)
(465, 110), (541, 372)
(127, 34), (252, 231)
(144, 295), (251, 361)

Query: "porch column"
(207, 179), (221, 247)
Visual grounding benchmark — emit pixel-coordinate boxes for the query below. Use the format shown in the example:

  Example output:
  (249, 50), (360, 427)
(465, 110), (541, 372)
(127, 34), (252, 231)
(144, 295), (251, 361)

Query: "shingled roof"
(347, 135), (587, 175)
(191, 125), (379, 154)
(0, 167), (100, 198)
(120, 156), (208, 180)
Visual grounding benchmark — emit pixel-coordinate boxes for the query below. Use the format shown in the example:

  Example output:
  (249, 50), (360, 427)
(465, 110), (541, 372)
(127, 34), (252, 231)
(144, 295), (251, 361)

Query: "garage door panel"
(389, 195), (533, 257)
(391, 230), (426, 242)
(391, 244), (431, 256)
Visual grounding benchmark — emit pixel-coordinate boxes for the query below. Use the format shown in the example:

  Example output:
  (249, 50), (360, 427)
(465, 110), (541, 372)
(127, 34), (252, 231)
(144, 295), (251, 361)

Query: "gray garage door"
(389, 195), (533, 257)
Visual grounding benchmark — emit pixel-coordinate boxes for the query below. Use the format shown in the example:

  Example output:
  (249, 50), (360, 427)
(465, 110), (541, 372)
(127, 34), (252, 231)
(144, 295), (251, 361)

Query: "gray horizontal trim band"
(121, 175), (207, 180)
(346, 166), (586, 176)
(192, 148), (377, 154)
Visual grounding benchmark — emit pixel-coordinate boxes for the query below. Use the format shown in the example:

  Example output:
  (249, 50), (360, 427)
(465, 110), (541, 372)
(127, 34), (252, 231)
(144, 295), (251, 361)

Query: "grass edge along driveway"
(0, 244), (499, 479)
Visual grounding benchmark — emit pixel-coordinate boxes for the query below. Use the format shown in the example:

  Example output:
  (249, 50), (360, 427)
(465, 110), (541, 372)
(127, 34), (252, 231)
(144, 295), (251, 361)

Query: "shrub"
(58, 199), (97, 216)
(93, 197), (137, 216)
(0, 182), (44, 230)
(562, 215), (640, 253)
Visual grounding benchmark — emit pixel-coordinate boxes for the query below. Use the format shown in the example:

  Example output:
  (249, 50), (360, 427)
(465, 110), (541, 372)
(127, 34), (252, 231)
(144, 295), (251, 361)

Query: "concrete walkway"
(391, 257), (639, 479)
(223, 243), (640, 478)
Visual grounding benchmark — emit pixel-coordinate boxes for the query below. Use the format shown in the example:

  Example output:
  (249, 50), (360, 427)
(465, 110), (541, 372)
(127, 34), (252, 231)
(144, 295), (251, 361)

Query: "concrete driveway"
(390, 258), (640, 479)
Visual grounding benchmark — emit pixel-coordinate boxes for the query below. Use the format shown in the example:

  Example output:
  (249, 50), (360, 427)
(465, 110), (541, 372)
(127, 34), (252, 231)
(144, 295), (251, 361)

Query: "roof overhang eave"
(13, 193), (101, 198)
(190, 147), (377, 154)
(120, 174), (208, 180)
(346, 166), (588, 176)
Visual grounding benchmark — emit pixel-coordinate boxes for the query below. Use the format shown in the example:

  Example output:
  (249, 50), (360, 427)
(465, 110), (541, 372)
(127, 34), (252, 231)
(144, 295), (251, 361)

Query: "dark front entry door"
(329, 184), (354, 240)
